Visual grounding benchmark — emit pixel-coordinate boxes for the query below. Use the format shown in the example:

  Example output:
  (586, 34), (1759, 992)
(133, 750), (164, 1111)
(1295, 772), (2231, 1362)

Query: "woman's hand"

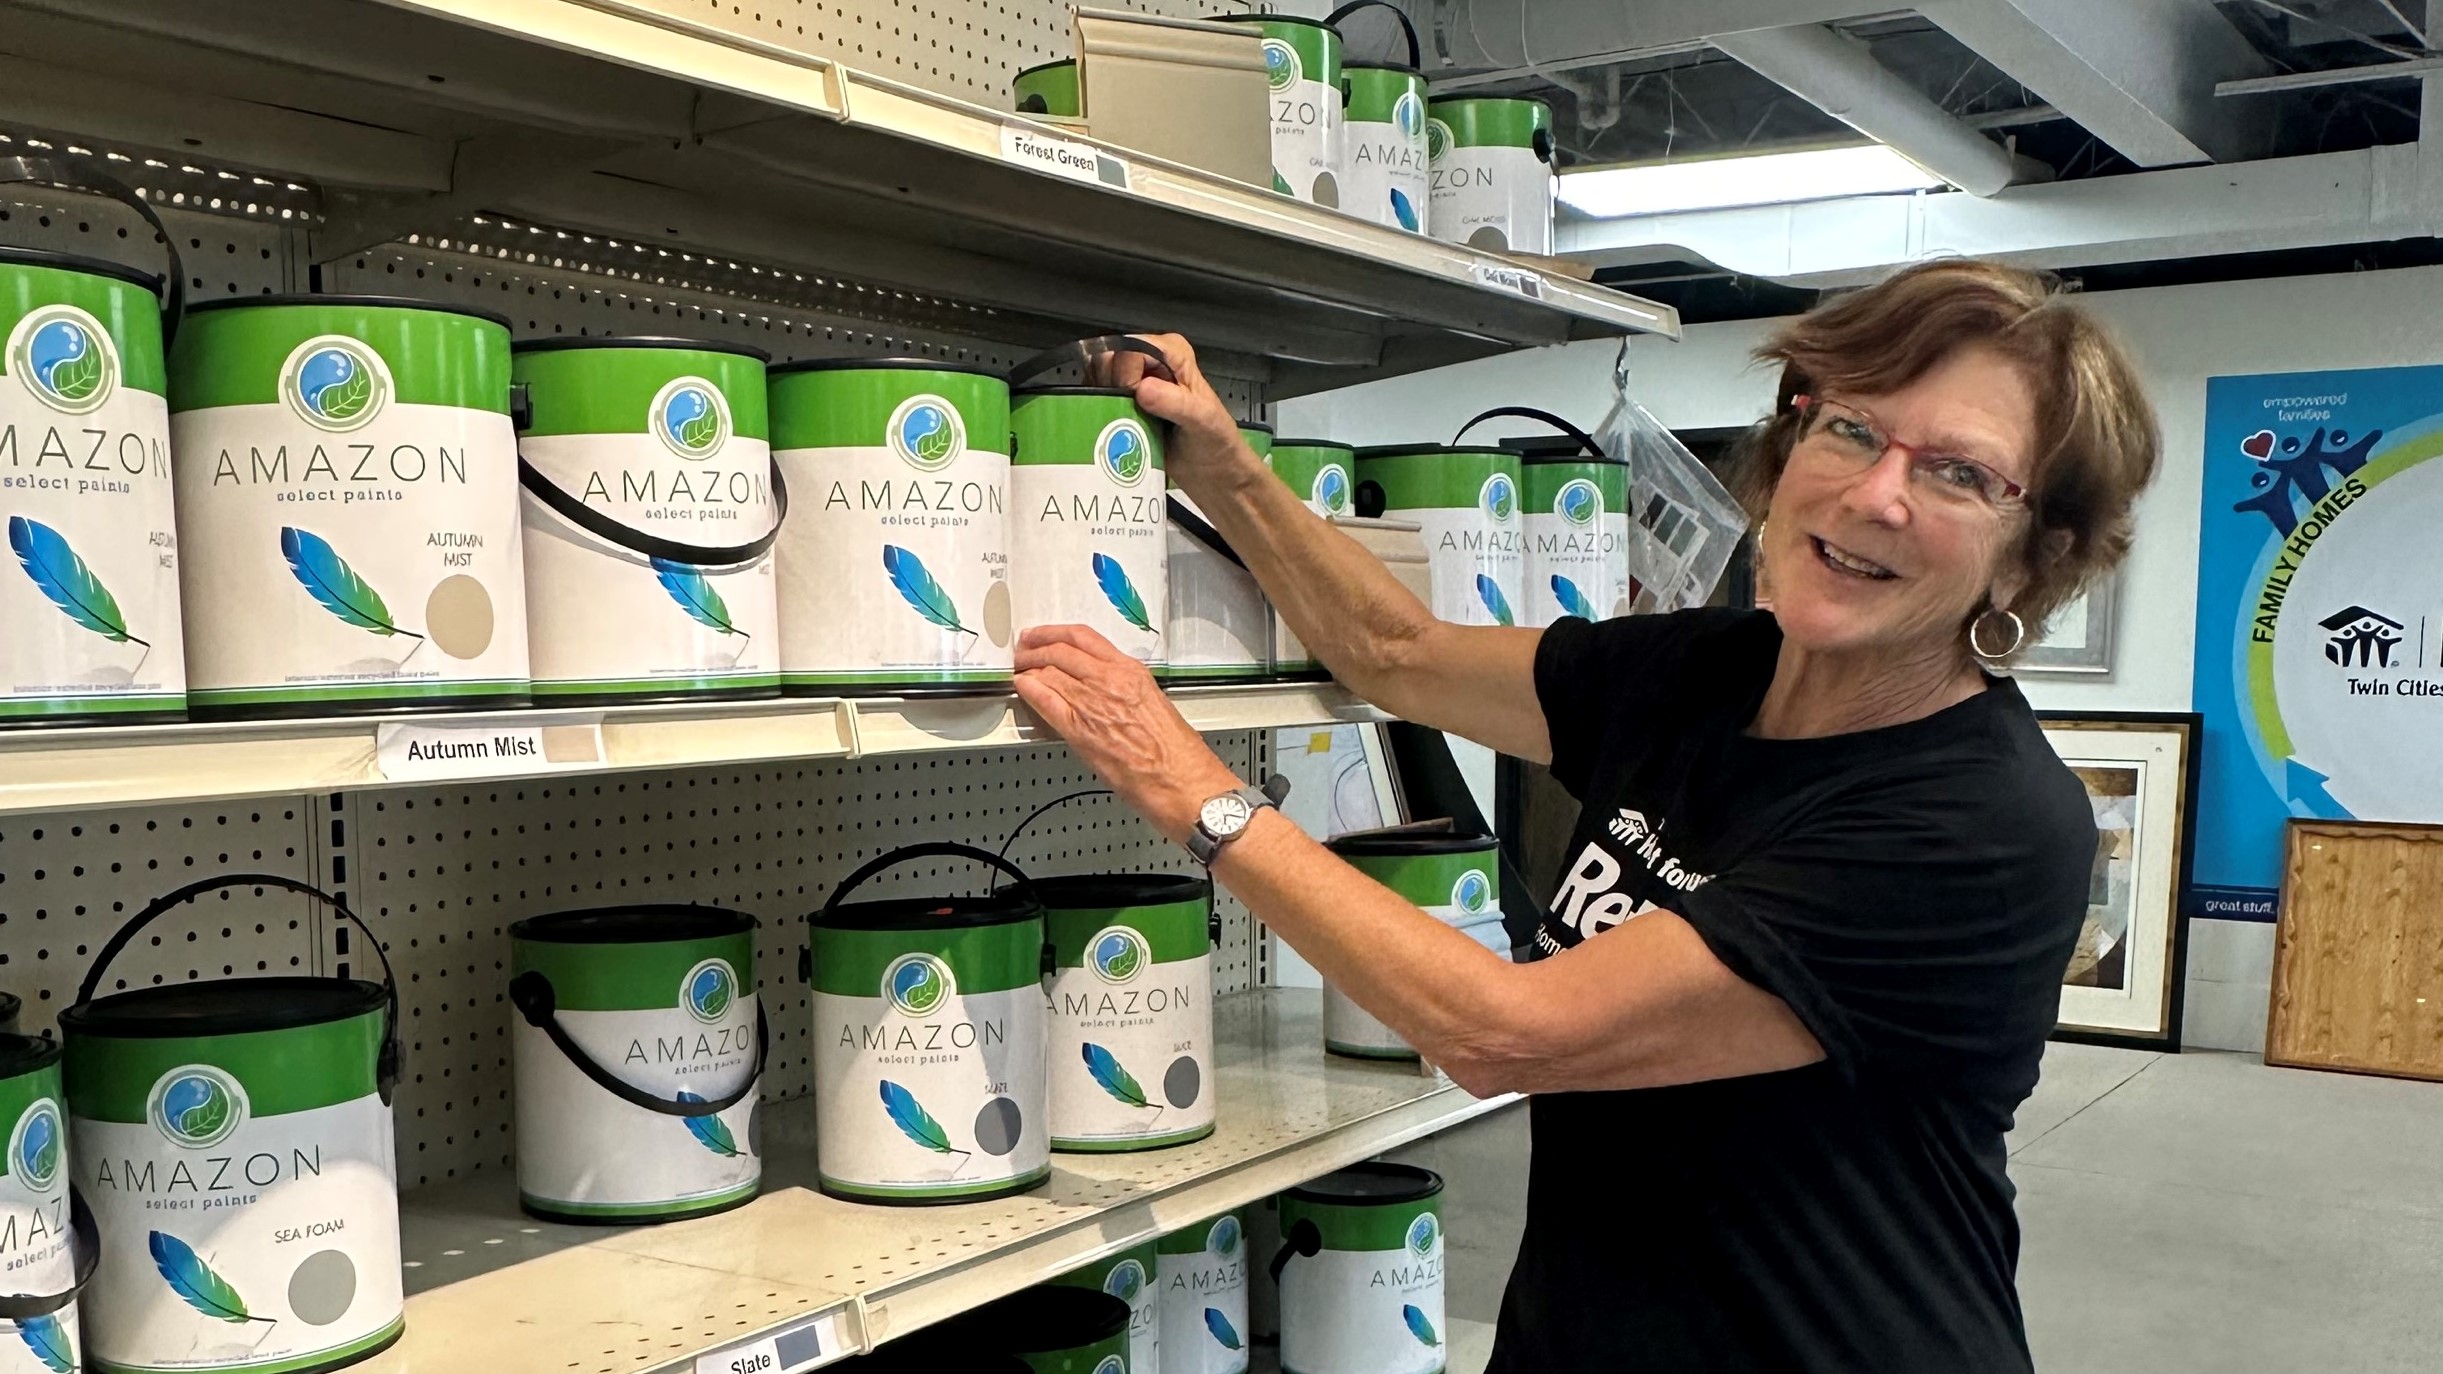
(1091, 333), (1261, 492)
(1012, 624), (1244, 845)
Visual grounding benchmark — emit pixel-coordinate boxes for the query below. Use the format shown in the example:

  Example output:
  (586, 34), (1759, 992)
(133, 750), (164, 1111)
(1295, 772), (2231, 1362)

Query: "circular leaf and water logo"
(1558, 478), (1602, 527)
(280, 335), (392, 434)
(1089, 926), (1148, 986)
(1394, 90), (1426, 141)
(1208, 1213), (1242, 1255)
(1104, 1257), (1147, 1303)
(8, 1098), (63, 1194)
(1480, 471), (1518, 523)
(1261, 38), (1301, 93)
(683, 957), (739, 1025)
(1427, 117), (1455, 164)
(1098, 418), (1151, 487)
(1406, 1212), (1440, 1258)
(887, 394), (966, 473)
(7, 304), (118, 416)
(651, 376), (732, 461)
(1093, 1358), (1125, 1374)
(882, 952), (956, 1017)
(148, 1065), (248, 1151)
(1312, 463), (1352, 517)
(1452, 868), (1492, 916)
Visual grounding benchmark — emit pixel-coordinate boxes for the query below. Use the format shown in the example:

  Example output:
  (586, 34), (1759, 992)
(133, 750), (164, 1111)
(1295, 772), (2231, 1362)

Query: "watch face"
(1200, 793), (1252, 835)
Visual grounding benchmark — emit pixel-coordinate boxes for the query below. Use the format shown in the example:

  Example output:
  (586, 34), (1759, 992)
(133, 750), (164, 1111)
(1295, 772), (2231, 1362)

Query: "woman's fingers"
(1011, 663), (1087, 734)
(1017, 622), (1135, 668)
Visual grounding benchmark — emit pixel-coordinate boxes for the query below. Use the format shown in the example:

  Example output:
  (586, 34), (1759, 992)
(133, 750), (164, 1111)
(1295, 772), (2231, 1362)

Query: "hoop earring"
(1969, 607), (2027, 659)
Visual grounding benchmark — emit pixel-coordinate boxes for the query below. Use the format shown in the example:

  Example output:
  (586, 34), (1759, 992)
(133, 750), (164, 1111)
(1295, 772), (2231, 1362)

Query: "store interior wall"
(1280, 260), (2443, 1053)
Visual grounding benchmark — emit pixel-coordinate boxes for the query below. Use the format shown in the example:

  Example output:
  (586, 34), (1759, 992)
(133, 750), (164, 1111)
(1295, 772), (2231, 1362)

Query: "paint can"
(1159, 1210), (1250, 1374)
(1353, 445), (1522, 628)
(1426, 97), (1555, 256)
(61, 874), (406, 1374)
(1320, 831), (1501, 1059)
(924, 1286), (1132, 1374)
(1273, 1163), (1445, 1374)
(0, 1032), (89, 1374)
(1265, 439), (1354, 678)
(1450, 408), (1618, 628)
(1217, 14), (1344, 204)
(1026, 875), (1215, 1152)
(169, 295), (527, 717)
(1009, 367), (1167, 668)
(1014, 59), (1081, 117)
(1237, 420), (1274, 463)
(1162, 487), (1268, 685)
(511, 338), (783, 703)
(804, 843), (1048, 1204)
(507, 905), (767, 1224)
(769, 360), (1012, 695)
(1328, 3), (1428, 233)
(1053, 1241), (1160, 1374)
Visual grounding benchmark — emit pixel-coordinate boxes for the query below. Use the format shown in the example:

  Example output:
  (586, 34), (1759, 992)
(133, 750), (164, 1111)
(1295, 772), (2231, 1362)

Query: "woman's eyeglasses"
(1791, 395), (2028, 513)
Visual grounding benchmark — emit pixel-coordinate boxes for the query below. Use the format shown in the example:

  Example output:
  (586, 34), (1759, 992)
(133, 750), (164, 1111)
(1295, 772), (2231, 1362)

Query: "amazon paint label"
(1390, 504), (1521, 630)
(1521, 466), (1609, 629)
(0, 1066), (79, 1374)
(1427, 141), (1553, 256)
(1278, 1244), (1444, 1374)
(1009, 464), (1167, 667)
(1159, 1212), (1250, 1374)
(1, 271), (188, 720)
(1045, 945), (1213, 1149)
(512, 998), (761, 1218)
(72, 1093), (403, 1373)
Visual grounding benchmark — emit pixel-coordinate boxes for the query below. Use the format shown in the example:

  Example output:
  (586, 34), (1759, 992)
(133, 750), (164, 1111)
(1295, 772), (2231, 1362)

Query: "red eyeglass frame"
(1790, 394), (2028, 505)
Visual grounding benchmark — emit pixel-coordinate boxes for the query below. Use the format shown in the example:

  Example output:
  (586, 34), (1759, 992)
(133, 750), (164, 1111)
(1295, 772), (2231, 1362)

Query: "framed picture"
(2014, 575), (2120, 674)
(2039, 712), (2201, 1050)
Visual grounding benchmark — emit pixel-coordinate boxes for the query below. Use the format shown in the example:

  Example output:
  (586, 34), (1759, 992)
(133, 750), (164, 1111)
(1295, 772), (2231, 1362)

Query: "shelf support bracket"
(311, 128), (641, 262)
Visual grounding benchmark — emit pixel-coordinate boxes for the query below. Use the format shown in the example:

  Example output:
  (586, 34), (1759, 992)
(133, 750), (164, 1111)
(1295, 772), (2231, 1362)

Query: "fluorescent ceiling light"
(1557, 144), (1943, 219)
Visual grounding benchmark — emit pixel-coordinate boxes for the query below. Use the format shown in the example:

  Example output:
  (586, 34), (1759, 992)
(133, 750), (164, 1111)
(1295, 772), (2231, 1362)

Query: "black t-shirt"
(1487, 608), (2095, 1374)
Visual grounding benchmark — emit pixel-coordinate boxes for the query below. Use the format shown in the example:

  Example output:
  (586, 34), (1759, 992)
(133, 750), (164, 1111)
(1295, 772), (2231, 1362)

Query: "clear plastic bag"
(1598, 359), (1750, 615)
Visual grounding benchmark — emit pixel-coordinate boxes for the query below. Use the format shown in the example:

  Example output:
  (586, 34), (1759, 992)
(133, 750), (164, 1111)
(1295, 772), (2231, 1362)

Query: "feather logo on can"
(8, 305), (118, 415)
(146, 1066), (246, 1150)
(651, 377), (731, 460)
(887, 394), (966, 472)
(278, 336), (390, 433)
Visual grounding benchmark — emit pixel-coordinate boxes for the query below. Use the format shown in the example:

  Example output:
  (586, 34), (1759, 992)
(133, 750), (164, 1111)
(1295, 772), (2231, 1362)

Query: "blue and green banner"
(2192, 365), (2443, 921)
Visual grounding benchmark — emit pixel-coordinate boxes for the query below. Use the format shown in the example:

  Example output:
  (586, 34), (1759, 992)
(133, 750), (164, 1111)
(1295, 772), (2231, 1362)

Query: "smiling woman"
(1011, 259), (2162, 1374)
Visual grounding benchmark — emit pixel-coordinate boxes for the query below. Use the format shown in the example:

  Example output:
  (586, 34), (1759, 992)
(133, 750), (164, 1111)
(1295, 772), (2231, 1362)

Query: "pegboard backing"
(336, 735), (1260, 1188)
(0, 802), (321, 1036)
(0, 197), (299, 302)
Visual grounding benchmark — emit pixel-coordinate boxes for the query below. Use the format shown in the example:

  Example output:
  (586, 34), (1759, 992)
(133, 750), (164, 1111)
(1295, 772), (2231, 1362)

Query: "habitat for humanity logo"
(1312, 463), (1351, 516)
(1098, 418), (1151, 486)
(1558, 478), (1601, 526)
(1394, 90), (1425, 139)
(8, 1098), (62, 1193)
(7, 304), (117, 415)
(148, 1065), (247, 1150)
(1606, 808), (1649, 845)
(651, 377), (731, 460)
(1480, 471), (1517, 522)
(1261, 38), (1300, 91)
(883, 952), (955, 1016)
(281, 335), (391, 433)
(1452, 868), (1492, 915)
(2321, 604), (2403, 668)
(1089, 926), (1147, 985)
(683, 958), (738, 1024)
(1406, 1212), (1439, 1257)
(887, 394), (965, 472)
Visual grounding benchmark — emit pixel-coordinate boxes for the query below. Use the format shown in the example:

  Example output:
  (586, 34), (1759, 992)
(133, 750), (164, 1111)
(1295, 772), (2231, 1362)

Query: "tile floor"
(1386, 1041), (2443, 1373)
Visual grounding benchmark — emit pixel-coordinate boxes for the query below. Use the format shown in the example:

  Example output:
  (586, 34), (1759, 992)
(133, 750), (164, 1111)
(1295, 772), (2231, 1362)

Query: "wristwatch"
(1185, 775), (1292, 866)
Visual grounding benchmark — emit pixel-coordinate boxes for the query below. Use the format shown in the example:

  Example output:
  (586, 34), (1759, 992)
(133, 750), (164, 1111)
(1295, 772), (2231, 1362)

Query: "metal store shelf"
(0, 682), (1384, 816)
(374, 990), (1513, 1374)
(0, 0), (1677, 396)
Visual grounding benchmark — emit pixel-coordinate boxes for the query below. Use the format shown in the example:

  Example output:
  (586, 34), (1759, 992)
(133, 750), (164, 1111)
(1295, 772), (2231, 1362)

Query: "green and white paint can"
(806, 843), (1048, 1204)
(1159, 1211), (1249, 1374)
(61, 874), (406, 1374)
(1354, 445), (1521, 628)
(1426, 97), (1555, 256)
(1273, 1164), (1445, 1374)
(1330, 3), (1426, 231)
(927, 1286), (1131, 1374)
(1, 247), (188, 726)
(511, 338), (782, 703)
(1053, 1241), (1159, 1374)
(0, 1033), (82, 1374)
(1265, 439), (1354, 678)
(507, 906), (766, 1224)
(1319, 832), (1499, 1059)
(770, 360), (1012, 695)
(169, 296), (528, 717)
(1523, 456), (1624, 626)
(1163, 485), (1268, 684)
(1010, 387), (1166, 667)
(1014, 60), (1080, 118)
(1237, 420), (1274, 464)
(1027, 875), (1214, 1152)
(1218, 14), (1344, 204)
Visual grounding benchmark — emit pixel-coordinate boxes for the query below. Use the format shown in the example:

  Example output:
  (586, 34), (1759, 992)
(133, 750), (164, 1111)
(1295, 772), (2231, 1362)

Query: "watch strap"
(1186, 783), (1280, 866)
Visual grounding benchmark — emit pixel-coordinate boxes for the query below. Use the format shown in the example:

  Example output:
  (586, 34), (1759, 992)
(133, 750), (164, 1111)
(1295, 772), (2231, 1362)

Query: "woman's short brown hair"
(1733, 258), (2160, 652)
